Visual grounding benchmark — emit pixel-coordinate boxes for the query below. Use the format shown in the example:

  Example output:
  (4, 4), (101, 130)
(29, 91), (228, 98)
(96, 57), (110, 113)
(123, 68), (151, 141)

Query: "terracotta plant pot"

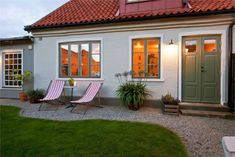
(19, 91), (28, 102)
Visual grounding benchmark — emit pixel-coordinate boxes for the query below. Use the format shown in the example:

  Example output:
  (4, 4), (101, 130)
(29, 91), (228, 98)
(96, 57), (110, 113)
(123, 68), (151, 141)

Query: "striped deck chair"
(70, 82), (103, 113)
(39, 80), (65, 111)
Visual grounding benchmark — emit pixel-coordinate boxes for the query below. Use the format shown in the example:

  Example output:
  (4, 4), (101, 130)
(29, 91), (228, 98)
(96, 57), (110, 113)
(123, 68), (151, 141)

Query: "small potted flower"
(14, 70), (32, 102)
(68, 77), (75, 86)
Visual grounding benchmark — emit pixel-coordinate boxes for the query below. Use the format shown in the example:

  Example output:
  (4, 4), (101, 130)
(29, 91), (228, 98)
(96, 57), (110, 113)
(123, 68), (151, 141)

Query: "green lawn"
(0, 106), (188, 157)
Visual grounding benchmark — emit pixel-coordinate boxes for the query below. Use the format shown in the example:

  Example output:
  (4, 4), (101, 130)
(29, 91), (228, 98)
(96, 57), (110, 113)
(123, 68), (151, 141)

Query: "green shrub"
(115, 72), (150, 110)
(27, 89), (44, 103)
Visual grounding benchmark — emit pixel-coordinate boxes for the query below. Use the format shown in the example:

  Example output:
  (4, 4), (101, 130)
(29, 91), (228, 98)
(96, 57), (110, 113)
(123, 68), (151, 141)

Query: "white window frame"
(129, 34), (164, 82)
(2, 49), (23, 88)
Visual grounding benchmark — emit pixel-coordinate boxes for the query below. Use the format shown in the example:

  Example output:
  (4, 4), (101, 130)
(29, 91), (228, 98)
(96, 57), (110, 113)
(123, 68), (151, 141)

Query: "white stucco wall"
(33, 25), (229, 103)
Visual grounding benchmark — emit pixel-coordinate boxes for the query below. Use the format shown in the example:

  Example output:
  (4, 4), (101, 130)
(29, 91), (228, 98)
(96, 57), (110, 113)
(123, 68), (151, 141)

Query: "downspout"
(228, 21), (235, 112)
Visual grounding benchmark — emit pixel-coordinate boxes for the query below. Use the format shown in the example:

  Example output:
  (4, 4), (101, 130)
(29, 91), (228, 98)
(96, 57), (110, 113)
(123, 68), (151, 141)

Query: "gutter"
(24, 9), (234, 32)
(228, 21), (235, 112)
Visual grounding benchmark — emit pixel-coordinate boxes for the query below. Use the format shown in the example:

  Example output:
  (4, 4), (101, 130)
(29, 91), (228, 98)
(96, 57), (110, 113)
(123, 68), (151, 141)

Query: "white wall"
(33, 25), (229, 103)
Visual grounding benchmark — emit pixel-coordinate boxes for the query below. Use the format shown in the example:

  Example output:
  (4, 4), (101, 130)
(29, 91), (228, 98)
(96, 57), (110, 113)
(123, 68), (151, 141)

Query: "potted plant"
(68, 77), (75, 86)
(27, 89), (44, 104)
(14, 70), (32, 101)
(115, 71), (151, 111)
(161, 93), (180, 105)
(161, 93), (180, 115)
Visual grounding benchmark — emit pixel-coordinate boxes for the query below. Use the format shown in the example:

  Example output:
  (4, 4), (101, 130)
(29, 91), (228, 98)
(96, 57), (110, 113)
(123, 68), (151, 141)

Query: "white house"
(2, 0), (234, 110)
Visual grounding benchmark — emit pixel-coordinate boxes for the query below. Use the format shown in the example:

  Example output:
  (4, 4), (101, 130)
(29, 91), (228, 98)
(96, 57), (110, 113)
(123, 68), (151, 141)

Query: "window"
(59, 41), (101, 78)
(3, 51), (22, 87)
(132, 38), (160, 78)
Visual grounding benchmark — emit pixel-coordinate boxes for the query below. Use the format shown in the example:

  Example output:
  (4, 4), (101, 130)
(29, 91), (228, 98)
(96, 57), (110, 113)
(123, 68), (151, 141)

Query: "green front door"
(182, 35), (221, 103)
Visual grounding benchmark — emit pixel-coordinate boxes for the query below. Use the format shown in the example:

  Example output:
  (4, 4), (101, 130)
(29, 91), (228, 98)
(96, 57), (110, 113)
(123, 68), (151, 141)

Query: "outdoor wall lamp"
(167, 39), (177, 53)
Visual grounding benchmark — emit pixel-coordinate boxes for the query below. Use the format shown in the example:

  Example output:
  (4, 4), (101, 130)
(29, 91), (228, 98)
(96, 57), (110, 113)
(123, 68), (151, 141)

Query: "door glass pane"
(81, 44), (89, 77)
(204, 39), (216, 53)
(185, 40), (197, 53)
(70, 44), (79, 76)
(60, 44), (69, 77)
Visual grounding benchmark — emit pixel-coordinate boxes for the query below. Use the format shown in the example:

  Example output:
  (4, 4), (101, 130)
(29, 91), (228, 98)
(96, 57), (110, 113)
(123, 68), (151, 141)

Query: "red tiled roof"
(26, 0), (235, 30)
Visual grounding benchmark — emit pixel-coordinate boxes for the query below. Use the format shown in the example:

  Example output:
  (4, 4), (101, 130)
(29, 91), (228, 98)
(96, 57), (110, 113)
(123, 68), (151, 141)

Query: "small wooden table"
(64, 86), (77, 108)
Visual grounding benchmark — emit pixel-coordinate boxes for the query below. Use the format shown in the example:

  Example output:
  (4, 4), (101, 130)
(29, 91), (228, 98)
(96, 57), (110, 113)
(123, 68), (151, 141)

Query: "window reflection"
(60, 45), (69, 77)
(60, 42), (101, 78)
(71, 45), (79, 76)
(81, 44), (89, 77)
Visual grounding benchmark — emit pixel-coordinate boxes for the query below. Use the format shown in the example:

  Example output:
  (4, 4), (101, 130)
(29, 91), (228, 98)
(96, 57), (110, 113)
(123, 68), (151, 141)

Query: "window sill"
(57, 78), (104, 81)
(1, 87), (23, 91)
(129, 78), (165, 82)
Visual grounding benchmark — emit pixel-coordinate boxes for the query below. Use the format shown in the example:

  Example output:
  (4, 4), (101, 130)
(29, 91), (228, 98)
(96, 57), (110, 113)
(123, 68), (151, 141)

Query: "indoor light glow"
(135, 42), (143, 49)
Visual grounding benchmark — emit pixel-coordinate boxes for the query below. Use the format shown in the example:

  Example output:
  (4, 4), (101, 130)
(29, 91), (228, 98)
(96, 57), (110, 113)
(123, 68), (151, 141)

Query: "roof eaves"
(24, 9), (235, 32)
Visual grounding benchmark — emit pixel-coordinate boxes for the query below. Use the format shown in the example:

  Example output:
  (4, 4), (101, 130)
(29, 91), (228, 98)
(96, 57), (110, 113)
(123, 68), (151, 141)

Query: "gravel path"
(1, 99), (234, 157)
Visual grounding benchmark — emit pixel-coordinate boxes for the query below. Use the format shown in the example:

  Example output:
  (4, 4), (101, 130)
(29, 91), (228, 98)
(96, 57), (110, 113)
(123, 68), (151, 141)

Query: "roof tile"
(29, 0), (235, 29)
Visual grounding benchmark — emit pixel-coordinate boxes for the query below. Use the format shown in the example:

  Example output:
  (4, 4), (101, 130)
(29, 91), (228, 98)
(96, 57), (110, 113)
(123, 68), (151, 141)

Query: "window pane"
(133, 65), (145, 77)
(147, 65), (158, 77)
(133, 53), (144, 66)
(133, 39), (145, 77)
(60, 44), (69, 77)
(147, 39), (159, 77)
(185, 40), (197, 53)
(133, 39), (144, 53)
(91, 65), (101, 77)
(70, 44), (79, 76)
(92, 43), (100, 54)
(204, 39), (216, 53)
(81, 44), (89, 77)
(91, 55), (100, 65)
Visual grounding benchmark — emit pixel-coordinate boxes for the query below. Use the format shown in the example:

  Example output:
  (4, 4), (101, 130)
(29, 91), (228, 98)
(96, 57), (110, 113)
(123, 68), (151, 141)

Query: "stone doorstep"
(179, 102), (230, 112)
(180, 109), (234, 119)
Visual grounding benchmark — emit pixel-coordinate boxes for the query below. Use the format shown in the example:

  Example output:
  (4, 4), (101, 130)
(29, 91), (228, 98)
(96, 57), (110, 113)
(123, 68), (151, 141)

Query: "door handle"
(201, 66), (206, 72)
